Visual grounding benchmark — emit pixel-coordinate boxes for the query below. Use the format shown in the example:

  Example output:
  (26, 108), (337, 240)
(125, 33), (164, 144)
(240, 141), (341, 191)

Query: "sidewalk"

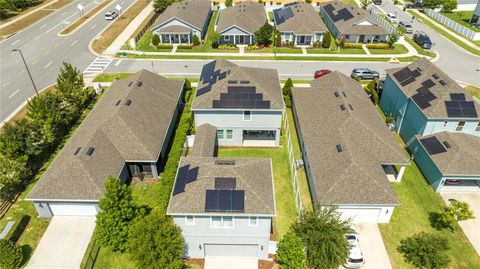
(0, 0), (59, 30)
(411, 9), (480, 51)
(103, 3), (154, 56)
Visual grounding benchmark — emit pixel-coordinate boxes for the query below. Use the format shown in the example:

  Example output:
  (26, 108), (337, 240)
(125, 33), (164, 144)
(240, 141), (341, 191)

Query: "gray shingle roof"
(158, 25), (192, 33)
(193, 59), (284, 110)
(292, 71), (409, 206)
(167, 157), (276, 216)
(153, 0), (211, 31)
(27, 70), (184, 201)
(191, 124), (217, 157)
(321, 0), (388, 35)
(216, 1), (266, 34)
(274, 2), (327, 35)
(386, 58), (480, 120)
(416, 132), (480, 176)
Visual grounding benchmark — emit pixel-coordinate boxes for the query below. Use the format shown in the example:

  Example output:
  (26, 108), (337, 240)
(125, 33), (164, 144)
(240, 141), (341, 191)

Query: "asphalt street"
(0, 0), (135, 122)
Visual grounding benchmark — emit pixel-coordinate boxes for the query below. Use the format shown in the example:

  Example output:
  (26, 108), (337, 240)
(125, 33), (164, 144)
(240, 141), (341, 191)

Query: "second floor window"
(186, 216), (195, 225)
(243, 111), (252, 121)
(456, 121), (465, 132)
(211, 216), (234, 228)
(249, 216), (258, 226)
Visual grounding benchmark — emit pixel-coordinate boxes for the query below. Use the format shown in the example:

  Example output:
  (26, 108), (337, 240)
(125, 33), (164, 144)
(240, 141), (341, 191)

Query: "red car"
(314, 69), (332, 78)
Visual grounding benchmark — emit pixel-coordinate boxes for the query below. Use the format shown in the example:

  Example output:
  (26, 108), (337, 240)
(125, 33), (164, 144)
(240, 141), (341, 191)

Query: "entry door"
(239, 35), (245, 44)
(359, 35), (365, 43)
(172, 34), (180, 44)
(299, 35), (305, 44)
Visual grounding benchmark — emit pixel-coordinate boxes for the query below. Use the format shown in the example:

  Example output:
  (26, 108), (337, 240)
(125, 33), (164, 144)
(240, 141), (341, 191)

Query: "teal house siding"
(398, 101), (428, 146)
(379, 74), (408, 118)
(409, 139), (444, 191)
(319, 7), (341, 38)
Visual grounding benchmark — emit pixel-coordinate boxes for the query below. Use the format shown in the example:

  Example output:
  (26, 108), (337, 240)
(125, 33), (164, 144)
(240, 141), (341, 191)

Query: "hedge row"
(177, 44), (193, 49)
(342, 42), (363, 49)
(366, 43), (390, 49)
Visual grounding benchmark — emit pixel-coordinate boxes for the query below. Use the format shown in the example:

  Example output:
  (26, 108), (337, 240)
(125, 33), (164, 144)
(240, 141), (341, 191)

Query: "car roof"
(354, 68), (370, 71)
(349, 244), (363, 259)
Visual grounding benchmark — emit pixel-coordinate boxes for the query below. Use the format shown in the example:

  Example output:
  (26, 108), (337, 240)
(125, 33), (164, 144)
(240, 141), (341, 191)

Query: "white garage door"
(49, 203), (98, 216)
(338, 208), (382, 223)
(204, 244), (258, 257)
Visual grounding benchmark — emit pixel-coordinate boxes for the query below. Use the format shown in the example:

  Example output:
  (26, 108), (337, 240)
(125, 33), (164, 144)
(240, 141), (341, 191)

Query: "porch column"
(234, 34), (236, 44)
(159, 34), (163, 43)
(151, 163), (159, 178)
(356, 35), (360, 43)
(188, 34), (190, 44)
(396, 165), (406, 182)
(294, 35), (297, 45)
(178, 34), (182, 44)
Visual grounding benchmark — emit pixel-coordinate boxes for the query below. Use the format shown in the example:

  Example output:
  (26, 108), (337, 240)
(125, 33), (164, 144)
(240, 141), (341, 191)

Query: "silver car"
(344, 234), (365, 268)
(399, 21), (413, 33)
(351, 68), (380, 80)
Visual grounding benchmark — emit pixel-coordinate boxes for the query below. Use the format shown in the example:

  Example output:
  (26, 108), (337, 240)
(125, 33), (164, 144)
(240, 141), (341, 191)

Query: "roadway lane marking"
(54, 42), (61, 48)
(3, 81), (10, 87)
(40, 24), (47, 29)
(32, 60), (39, 65)
(91, 24), (97, 29)
(44, 61), (53, 69)
(70, 40), (78, 46)
(9, 89), (20, 99)
(17, 70), (25, 76)
(115, 60), (122, 66)
(34, 35), (41, 40)
(11, 40), (21, 46)
(43, 51), (50, 56)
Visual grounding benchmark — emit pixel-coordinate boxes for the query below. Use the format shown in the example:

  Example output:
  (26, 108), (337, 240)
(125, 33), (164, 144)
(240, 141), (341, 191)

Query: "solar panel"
(240, 80), (250, 84)
(255, 101), (271, 109)
(445, 100), (477, 118)
(460, 101), (475, 109)
(231, 190), (245, 212)
(412, 93), (431, 109)
(400, 77), (415, 86)
(218, 71), (227, 80)
(421, 79), (435, 88)
(228, 80), (237, 84)
(417, 87), (436, 102)
(420, 136), (447, 155)
(173, 165), (190, 195)
(228, 86), (256, 93)
(450, 93), (465, 101)
(324, 4), (354, 23)
(445, 101), (460, 109)
(215, 177), (236, 190)
(186, 166), (199, 183)
(439, 80), (447, 86)
(205, 190), (219, 212)
(393, 67), (422, 86)
(446, 108), (463, 117)
(462, 109), (478, 117)
(196, 86), (212, 96)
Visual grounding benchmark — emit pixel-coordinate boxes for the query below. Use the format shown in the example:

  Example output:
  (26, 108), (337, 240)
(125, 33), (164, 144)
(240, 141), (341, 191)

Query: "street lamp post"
(12, 49), (38, 96)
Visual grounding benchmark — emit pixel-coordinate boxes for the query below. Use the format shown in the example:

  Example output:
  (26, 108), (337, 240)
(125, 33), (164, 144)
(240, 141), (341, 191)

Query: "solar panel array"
(212, 86), (271, 109)
(392, 67), (422, 87)
(420, 136), (447, 155)
(205, 189), (245, 212)
(323, 4), (354, 23)
(173, 165), (200, 195)
(273, 6), (294, 24)
(444, 93), (477, 118)
(197, 62), (229, 97)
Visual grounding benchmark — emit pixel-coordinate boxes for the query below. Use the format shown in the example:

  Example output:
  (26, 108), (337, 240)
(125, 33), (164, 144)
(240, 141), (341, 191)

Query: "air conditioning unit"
(295, 159), (304, 169)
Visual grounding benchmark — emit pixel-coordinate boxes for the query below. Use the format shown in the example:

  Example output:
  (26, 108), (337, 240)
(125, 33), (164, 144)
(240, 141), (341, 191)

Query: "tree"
(387, 33), (399, 48)
(225, 0), (233, 7)
(0, 239), (23, 269)
(254, 22), (274, 46)
(398, 232), (450, 269)
(442, 0), (457, 11)
(282, 78), (293, 108)
(422, 0), (443, 9)
(276, 231), (306, 269)
(274, 29), (281, 47)
(129, 209), (184, 269)
(154, 0), (173, 13)
(152, 34), (160, 46)
(322, 32), (331, 48)
(192, 34), (200, 46)
(0, 119), (46, 164)
(95, 177), (146, 252)
(438, 199), (475, 232)
(0, 154), (29, 198)
(208, 31), (220, 48)
(56, 62), (88, 111)
(292, 207), (352, 269)
(360, 0), (370, 9)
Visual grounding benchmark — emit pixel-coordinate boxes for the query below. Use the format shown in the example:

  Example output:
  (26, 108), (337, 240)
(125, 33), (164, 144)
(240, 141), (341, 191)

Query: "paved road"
(370, 1), (480, 85)
(0, 0), (135, 122)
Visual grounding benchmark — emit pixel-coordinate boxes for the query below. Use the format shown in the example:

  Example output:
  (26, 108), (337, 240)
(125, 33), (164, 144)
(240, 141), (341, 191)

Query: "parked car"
(405, 1), (424, 9)
(344, 234), (365, 268)
(399, 21), (413, 33)
(386, 13), (399, 23)
(413, 31), (433, 49)
(372, 0), (382, 5)
(351, 68), (380, 80)
(104, 11), (118, 20)
(314, 69), (332, 78)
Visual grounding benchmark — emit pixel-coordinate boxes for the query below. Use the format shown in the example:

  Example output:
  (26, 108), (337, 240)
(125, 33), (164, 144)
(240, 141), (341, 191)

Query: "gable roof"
(191, 124), (217, 157)
(321, 0), (388, 35)
(386, 58), (480, 120)
(27, 70), (184, 201)
(416, 132), (480, 176)
(292, 71), (409, 206)
(153, 0), (211, 31)
(167, 157), (276, 216)
(274, 2), (327, 35)
(216, 1), (266, 34)
(192, 59), (284, 110)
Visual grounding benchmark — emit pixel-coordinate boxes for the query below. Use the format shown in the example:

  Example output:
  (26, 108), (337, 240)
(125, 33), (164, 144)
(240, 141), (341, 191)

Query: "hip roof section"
(216, 1), (266, 34)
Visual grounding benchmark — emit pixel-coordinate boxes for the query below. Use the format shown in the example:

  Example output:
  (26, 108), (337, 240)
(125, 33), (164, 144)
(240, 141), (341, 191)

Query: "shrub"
(245, 44), (259, 51)
(274, 29), (281, 47)
(366, 43), (390, 49)
(438, 199), (475, 232)
(276, 231), (306, 269)
(342, 42), (363, 49)
(156, 44), (173, 49)
(151, 34), (160, 46)
(254, 22), (274, 46)
(322, 32), (331, 48)
(177, 44), (193, 49)
(283, 78), (293, 108)
(387, 34), (399, 48)
(398, 232), (450, 269)
(225, 0), (232, 7)
(192, 35), (200, 46)
(0, 239), (23, 269)
(218, 44), (238, 50)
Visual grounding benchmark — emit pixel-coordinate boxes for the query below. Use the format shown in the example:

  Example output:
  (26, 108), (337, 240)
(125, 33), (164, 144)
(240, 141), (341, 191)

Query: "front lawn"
(307, 48), (366, 54)
(379, 159), (480, 268)
(93, 73), (133, 82)
(465, 85), (480, 99)
(404, 36), (437, 57)
(245, 46), (302, 54)
(369, 44), (409, 54)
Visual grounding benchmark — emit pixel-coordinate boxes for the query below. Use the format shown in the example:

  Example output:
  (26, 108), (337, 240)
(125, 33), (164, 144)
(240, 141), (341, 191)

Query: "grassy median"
(60, 0), (113, 35)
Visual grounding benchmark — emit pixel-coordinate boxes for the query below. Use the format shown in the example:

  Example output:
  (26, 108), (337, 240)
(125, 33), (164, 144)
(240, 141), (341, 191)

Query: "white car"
(104, 11), (118, 20)
(344, 234), (365, 268)
(386, 13), (399, 23)
(399, 21), (413, 33)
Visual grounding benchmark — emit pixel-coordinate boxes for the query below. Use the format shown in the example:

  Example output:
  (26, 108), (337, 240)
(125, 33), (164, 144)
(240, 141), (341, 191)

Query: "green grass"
(246, 46), (302, 54)
(268, 11), (273, 22)
(404, 36), (437, 57)
(217, 123), (297, 239)
(135, 31), (173, 52)
(439, 11), (480, 32)
(93, 72), (133, 82)
(465, 85), (480, 99)
(409, 10), (480, 55)
(307, 48), (366, 54)
(340, 0), (359, 7)
(369, 44), (409, 54)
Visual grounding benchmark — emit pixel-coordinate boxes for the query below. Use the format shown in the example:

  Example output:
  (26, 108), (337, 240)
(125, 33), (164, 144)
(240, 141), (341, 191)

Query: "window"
(224, 35), (230, 41)
(476, 122), (480, 132)
(211, 216), (234, 228)
(249, 216), (258, 226)
(186, 216), (195, 225)
(226, 130), (233, 140)
(243, 111), (252, 121)
(217, 130), (224, 140)
(456, 121), (465, 132)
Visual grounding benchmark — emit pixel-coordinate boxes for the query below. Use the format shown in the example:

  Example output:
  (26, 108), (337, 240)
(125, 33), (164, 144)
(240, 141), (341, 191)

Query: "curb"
(57, 0), (113, 37)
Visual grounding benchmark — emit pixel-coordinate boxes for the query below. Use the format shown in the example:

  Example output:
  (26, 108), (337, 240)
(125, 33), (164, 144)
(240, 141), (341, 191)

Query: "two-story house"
(291, 71), (409, 223)
(27, 70), (185, 217)
(192, 59), (284, 147)
(167, 152), (275, 258)
(379, 58), (480, 147)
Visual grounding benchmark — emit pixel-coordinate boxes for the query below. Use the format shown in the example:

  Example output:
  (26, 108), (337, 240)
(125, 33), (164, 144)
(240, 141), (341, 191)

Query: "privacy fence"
(283, 113), (302, 212)
(424, 9), (480, 41)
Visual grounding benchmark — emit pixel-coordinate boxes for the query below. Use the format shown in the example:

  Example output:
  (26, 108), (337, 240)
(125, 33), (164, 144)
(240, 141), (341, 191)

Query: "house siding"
(409, 138), (444, 191)
(173, 215), (271, 259)
(153, 10), (212, 43)
(193, 110), (282, 146)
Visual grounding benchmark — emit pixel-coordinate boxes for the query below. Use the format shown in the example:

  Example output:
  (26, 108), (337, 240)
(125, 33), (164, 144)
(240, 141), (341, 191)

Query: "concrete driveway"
(26, 216), (96, 269)
(204, 257), (258, 269)
(351, 223), (392, 269)
(440, 190), (480, 255)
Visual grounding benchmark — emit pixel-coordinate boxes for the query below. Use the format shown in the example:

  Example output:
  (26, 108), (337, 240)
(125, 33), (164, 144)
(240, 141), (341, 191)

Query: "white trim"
(210, 216), (235, 229)
(217, 129), (225, 140)
(248, 216), (258, 226)
(185, 215), (196, 225)
(219, 24), (252, 35)
(226, 129), (234, 140)
(153, 17), (202, 32)
(243, 111), (252, 121)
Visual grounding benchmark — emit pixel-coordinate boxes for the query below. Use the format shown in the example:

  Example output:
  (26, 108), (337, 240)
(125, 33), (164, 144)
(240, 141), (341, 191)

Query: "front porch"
(383, 164), (407, 182)
(342, 34), (388, 44)
(159, 33), (192, 44)
(242, 130), (277, 147)
(220, 34), (253, 45)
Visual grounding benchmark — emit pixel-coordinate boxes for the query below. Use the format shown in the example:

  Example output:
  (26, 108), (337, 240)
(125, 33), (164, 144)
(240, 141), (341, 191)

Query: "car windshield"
(349, 258), (364, 263)
(405, 24), (412, 27)
(346, 235), (356, 240)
